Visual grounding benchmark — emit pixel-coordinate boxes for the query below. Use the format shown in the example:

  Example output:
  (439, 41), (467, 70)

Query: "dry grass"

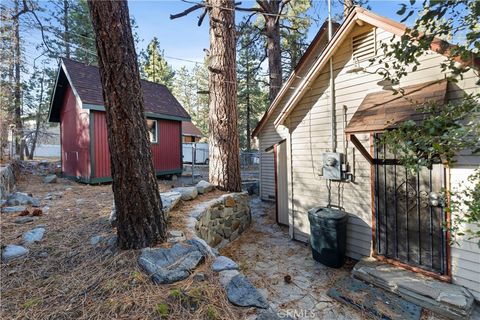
(1, 172), (251, 320)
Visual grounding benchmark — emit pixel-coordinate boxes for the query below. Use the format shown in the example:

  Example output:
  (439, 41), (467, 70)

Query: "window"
(147, 119), (158, 143)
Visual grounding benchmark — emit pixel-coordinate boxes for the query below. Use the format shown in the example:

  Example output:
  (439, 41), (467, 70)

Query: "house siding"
(257, 22), (480, 299)
(92, 111), (182, 179)
(60, 85), (90, 179)
(257, 35), (329, 202)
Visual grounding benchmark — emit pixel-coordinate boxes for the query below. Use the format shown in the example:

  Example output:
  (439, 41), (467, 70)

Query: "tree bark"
(262, 1), (282, 103)
(29, 72), (46, 160)
(13, 0), (23, 159)
(87, 0), (166, 249)
(207, 0), (242, 192)
(64, 0), (70, 58)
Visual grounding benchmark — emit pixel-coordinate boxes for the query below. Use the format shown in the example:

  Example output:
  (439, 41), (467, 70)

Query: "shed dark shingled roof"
(49, 58), (190, 122)
(345, 80), (448, 134)
(182, 121), (202, 137)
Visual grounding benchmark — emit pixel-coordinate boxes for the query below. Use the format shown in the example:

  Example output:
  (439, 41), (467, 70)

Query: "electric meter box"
(322, 152), (343, 180)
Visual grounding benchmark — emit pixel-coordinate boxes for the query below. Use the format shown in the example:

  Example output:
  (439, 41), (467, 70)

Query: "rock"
(14, 216), (36, 224)
(107, 235), (117, 248)
(2, 205), (27, 213)
(160, 191), (182, 214)
(219, 269), (240, 287)
(23, 227), (45, 244)
(196, 180), (214, 194)
(43, 174), (57, 184)
(37, 251), (49, 258)
(171, 187), (198, 201)
(138, 242), (206, 284)
(0, 199), (6, 207)
(224, 195), (235, 207)
(2, 244), (29, 262)
(6, 192), (40, 207)
(42, 206), (49, 213)
(90, 235), (103, 246)
(187, 237), (217, 258)
(76, 199), (85, 205)
(226, 274), (269, 309)
(212, 256), (239, 272)
(193, 272), (206, 282)
(109, 206), (117, 227)
(167, 230), (186, 243)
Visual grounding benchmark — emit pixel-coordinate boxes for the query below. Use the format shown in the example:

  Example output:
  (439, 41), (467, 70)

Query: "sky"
(20, 0), (417, 74)
(125, 0), (412, 70)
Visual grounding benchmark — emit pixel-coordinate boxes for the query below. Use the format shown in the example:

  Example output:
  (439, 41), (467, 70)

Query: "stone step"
(352, 258), (475, 320)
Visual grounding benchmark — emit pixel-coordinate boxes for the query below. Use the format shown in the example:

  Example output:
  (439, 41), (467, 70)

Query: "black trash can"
(308, 206), (348, 268)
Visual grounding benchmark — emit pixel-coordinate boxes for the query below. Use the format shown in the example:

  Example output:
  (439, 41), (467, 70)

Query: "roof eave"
(272, 7), (408, 128)
(83, 103), (190, 122)
(251, 20), (331, 138)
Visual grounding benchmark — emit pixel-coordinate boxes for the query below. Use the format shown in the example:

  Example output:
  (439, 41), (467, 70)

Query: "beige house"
(253, 8), (480, 300)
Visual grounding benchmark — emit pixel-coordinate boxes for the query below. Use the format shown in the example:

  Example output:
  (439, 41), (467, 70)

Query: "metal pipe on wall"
(328, 0), (336, 153)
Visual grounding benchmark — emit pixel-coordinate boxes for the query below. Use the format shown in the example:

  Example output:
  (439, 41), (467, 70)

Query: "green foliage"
(376, 0), (480, 243)
(140, 37), (175, 91)
(172, 62), (209, 137)
(280, 0), (312, 76)
(377, 0), (479, 87)
(448, 168), (480, 247)
(22, 298), (41, 309)
(155, 302), (170, 317)
(380, 96), (480, 171)
(237, 20), (269, 150)
(206, 304), (218, 320)
(69, 0), (97, 64)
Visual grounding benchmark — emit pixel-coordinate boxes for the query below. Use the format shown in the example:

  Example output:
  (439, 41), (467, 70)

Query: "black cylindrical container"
(308, 206), (348, 268)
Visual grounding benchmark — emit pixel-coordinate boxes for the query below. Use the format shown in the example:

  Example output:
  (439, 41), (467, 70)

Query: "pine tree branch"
(170, 4), (205, 20)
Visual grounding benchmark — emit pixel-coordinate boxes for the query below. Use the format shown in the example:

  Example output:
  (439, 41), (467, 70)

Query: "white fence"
(183, 143), (209, 164)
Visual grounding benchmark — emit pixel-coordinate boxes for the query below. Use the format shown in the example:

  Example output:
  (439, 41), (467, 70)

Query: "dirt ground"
(0, 171), (252, 320)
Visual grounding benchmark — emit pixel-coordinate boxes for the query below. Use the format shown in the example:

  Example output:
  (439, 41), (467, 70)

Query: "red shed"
(48, 58), (190, 183)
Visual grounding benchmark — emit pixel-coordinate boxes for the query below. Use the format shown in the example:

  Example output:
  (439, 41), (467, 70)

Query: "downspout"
(328, 0), (336, 153)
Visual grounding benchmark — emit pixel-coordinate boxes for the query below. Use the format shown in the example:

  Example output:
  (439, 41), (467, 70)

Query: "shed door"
(275, 141), (289, 225)
(374, 140), (447, 275)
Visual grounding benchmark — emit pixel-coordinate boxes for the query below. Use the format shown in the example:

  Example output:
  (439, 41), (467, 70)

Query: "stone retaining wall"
(191, 192), (251, 248)
(0, 164), (16, 199)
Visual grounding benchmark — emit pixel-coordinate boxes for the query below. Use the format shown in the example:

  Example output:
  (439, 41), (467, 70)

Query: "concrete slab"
(352, 258), (474, 320)
(328, 276), (423, 320)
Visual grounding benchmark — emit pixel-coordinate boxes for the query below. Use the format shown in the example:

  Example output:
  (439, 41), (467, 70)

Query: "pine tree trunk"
(87, 0), (166, 249)
(246, 54), (251, 152)
(207, 0), (242, 192)
(265, 14), (282, 103)
(13, 0), (23, 159)
(64, 0), (70, 58)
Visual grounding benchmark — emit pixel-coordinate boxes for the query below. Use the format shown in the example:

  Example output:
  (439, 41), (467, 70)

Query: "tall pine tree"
(141, 37), (175, 90)
(237, 22), (268, 151)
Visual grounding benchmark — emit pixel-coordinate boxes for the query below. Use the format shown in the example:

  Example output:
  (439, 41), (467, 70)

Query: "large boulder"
(6, 192), (40, 207)
(171, 187), (198, 201)
(138, 240), (206, 284)
(2, 244), (29, 262)
(196, 180), (214, 194)
(23, 227), (45, 244)
(43, 174), (57, 184)
(226, 274), (269, 309)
